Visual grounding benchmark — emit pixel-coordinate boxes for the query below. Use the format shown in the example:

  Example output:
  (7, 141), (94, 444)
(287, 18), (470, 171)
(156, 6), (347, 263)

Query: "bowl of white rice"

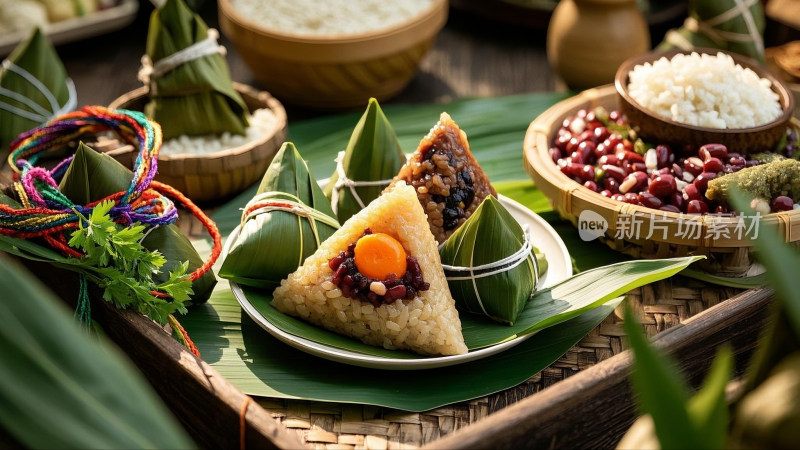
(615, 48), (795, 153)
(218, 0), (448, 109)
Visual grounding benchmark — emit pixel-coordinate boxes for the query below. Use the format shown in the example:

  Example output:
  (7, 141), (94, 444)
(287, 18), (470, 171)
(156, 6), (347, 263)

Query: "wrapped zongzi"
(390, 113), (496, 244)
(439, 196), (539, 326)
(220, 142), (339, 290)
(59, 143), (217, 303)
(324, 98), (406, 222)
(140, 0), (248, 140)
(0, 28), (75, 150)
(273, 182), (467, 356)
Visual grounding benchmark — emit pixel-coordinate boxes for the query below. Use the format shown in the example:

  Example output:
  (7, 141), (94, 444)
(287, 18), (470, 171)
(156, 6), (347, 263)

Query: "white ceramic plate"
(0, 0), (139, 56)
(227, 194), (572, 370)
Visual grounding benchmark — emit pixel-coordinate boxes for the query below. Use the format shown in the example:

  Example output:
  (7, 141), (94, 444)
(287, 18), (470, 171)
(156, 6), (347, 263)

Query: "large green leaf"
(181, 290), (622, 412)
(0, 258), (193, 448)
(233, 256), (701, 358)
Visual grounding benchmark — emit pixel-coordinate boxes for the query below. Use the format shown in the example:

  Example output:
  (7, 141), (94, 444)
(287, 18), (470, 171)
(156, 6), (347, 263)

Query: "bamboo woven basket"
(217, 0), (448, 109)
(524, 84), (800, 276)
(108, 83), (287, 203)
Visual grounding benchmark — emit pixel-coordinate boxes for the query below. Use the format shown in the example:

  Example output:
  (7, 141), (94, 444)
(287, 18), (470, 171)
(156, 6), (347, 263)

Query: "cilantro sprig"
(68, 200), (193, 324)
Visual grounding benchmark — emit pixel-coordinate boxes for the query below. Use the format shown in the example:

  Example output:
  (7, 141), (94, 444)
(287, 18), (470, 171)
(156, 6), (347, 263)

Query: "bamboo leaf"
(0, 258), (193, 448)
(181, 291), (622, 412)
(687, 345), (733, 450)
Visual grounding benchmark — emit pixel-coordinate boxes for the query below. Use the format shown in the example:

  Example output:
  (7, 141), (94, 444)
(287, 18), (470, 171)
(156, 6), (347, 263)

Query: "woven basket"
(217, 0), (448, 109)
(108, 83), (287, 203)
(524, 84), (800, 276)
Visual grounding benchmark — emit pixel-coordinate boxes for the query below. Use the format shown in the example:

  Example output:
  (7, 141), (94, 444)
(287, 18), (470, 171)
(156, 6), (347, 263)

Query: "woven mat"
(242, 277), (742, 450)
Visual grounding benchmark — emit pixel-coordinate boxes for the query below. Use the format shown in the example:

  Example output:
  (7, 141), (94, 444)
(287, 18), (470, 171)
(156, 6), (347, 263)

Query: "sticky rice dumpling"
(390, 113), (496, 244)
(220, 142), (339, 290)
(272, 182), (467, 356)
(324, 98), (406, 222)
(439, 196), (540, 326)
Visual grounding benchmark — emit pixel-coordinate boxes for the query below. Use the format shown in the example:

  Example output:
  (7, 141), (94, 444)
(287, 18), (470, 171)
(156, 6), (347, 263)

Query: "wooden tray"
(1, 212), (773, 449)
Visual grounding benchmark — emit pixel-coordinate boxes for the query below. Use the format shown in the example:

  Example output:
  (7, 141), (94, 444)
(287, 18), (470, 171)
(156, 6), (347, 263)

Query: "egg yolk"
(353, 233), (407, 280)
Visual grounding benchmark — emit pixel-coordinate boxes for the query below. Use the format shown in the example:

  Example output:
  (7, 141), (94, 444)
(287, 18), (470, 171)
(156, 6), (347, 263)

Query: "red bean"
(584, 180), (599, 192)
(566, 137), (581, 154)
(577, 141), (596, 163)
(693, 172), (717, 192)
(579, 164), (596, 182)
(385, 285), (407, 301)
(659, 205), (681, 213)
(617, 150), (644, 164)
(594, 142), (609, 158)
(550, 147), (562, 164)
(622, 193), (640, 204)
(656, 145), (672, 168)
(620, 171), (648, 194)
(714, 205), (729, 214)
(772, 196), (794, 212)
(638, 192), (664, 209)
(609, 110), (622, 122)
(671, 163), (683, 179)
(593, 126), (610, 141)
(728, 156), (746, 167)
(684, 157), (704, 176)
(669, 192), (685, 212)
(687, 199), (709, 215)
(600, 189), (613, 198)
(578, 130), (597, 144)
(604, 178), (620, 194)
(602, 164), (627, 181)
(683, 184), (701, 202)
(598, 154), (619, 166)
(703, 157), (724, 174)
(626, 161), (647, 173)
(555, 133), (571, 152)
(657, 167), (671, 176)
(649, 174), (677, 197)
(699, 143), (728, 161)
(611, 194), (625, 202)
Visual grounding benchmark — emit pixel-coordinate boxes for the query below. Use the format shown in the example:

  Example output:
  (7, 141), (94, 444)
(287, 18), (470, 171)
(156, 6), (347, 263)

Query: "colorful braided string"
(5, 106), (222, 356)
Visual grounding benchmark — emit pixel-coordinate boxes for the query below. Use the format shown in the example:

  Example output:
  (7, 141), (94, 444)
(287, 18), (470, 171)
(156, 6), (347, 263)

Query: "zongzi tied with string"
(0, 28), (75, 150)
(390, 112), (496, 244)
(140, 0), (248, 140)
(659, 0), (766, 62)
(323, 98), (406, 222)
(439, 196), (541, 326)
(219, 142), (339, 290)
(59, 143), (217, 303)
(273, 182), (468, 356)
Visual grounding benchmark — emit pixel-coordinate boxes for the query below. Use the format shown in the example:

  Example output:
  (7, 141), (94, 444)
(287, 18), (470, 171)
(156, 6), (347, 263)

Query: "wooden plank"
(17, 259), (304, 450)
(423, 288), (773, 450)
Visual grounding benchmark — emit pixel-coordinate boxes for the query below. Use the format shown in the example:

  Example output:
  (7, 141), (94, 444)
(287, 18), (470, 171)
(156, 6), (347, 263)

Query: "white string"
(138, 29), (227, 85)
(329, 150), (396, 215)
(442, 225), (537, 280)
(0, 60), (77, 123)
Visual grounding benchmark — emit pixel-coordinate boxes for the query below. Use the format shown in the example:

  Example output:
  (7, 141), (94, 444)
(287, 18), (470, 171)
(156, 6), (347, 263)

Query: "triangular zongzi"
(220, 142), (339, 290)
(439, 196), (539, 325)
(141, 0), (248, 139)
(323, 98), (406, 222)
(0, 28), (75, 150)
(390, 112), (496, 244)
(59, 143), (216, 303)
(273, 182), (468, 356)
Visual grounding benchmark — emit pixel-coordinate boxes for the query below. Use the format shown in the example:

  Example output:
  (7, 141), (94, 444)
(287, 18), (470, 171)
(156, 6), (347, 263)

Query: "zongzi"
(0, 28), (75, 150)
(219, 142), (339, 290)
(141, 0), (249, 140)
(59, 143), (217, 303)
(390, 112), (496, 243)
(439, 196), (539, 326)
(324, 98), (406, 222)
(272, 182), (468, 356)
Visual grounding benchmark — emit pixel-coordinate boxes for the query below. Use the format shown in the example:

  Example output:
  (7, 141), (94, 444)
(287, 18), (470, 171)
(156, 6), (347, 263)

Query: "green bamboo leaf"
(59, 143), (216, 303)
(687, 345), (733, 449)
(219, 142), (338, 290)
(0, 258), (193, 448)
(323, 98), (406, 222)
(0, 28), (72, 151)
(623, 302), (702, 449)
(181, 290), (622, 412)
(144, 0), (248, 139)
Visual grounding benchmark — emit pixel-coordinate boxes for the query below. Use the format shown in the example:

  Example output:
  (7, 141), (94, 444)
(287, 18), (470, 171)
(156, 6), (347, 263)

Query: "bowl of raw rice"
(615, 48), (795, 153)
(218, 0), (448, 109)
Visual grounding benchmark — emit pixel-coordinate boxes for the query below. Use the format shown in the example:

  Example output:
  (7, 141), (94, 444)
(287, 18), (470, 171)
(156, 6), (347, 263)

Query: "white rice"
(627, 52), (782, 129)
(231, 0), (435, 37)
(159, 108), (276, 156)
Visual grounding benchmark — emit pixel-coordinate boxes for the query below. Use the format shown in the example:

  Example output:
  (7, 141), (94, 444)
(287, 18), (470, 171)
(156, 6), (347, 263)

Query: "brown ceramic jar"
(547, 0), (650, 90)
